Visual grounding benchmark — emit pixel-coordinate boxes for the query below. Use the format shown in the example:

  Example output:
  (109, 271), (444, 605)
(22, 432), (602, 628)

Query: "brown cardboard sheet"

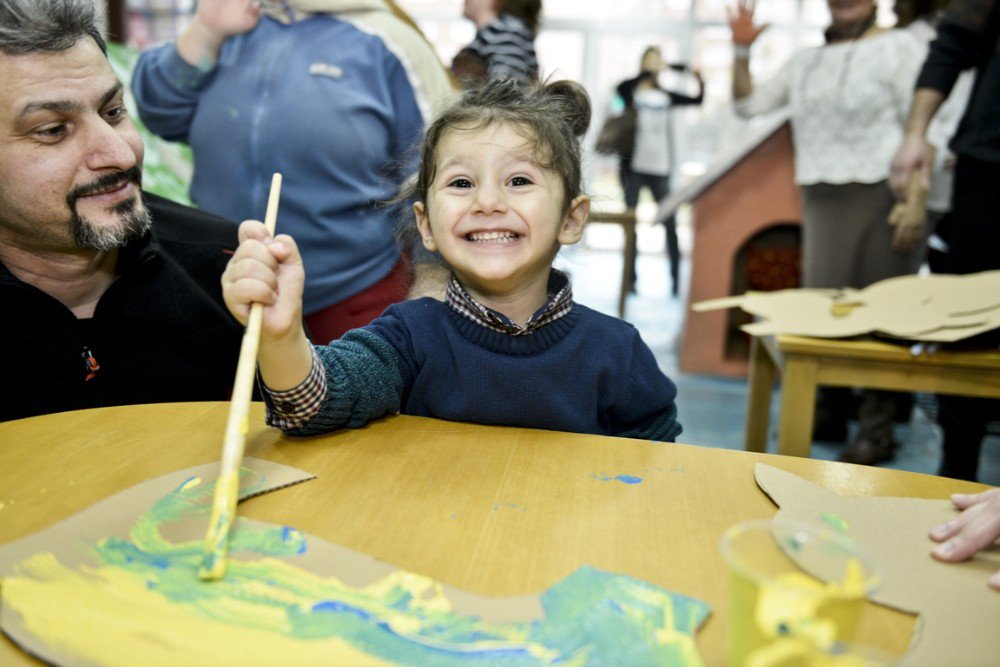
(694, 270), (1000, 342)
(755, 463), (1000, 666)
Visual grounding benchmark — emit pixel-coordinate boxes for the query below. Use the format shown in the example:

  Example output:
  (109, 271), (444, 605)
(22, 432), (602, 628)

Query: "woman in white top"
(729, 0), (926, 466)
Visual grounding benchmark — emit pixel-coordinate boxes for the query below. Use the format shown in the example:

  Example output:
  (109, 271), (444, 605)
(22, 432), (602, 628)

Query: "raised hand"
(195, 0), (263, 40)
(726, 0), (769, 46)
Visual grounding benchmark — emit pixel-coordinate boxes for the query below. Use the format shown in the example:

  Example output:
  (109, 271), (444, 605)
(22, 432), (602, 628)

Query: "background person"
(891, 0), (1000, 483)
(0, 0), (243, 422)
(131, 0), (454, 344)
(614, 46), (704, 296)
(729, 0), (926, 466)
(453, 0), (541, 86)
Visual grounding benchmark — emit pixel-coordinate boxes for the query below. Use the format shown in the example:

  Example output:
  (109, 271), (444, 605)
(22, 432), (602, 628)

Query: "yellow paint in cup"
(720, 518), (882, 667)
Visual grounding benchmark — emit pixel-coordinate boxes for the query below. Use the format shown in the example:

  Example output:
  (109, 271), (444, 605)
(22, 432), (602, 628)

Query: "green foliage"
(107, 42), (193, 205)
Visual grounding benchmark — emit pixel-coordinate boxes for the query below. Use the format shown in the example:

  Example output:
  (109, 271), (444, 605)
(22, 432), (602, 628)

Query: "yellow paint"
(731, 559), (869, 666)
(5, 552), (393, 667)
(199, 471), (240, 580)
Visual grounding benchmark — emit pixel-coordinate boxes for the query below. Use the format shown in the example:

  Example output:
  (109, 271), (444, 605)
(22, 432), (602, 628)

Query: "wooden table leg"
(618, 215), (636, 319)
(776, 356), (818, 458)
(744, 337), (775, 453)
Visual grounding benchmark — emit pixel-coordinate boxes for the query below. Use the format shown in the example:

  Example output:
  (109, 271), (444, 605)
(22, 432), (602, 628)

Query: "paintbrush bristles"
(200, 173), (283, 581)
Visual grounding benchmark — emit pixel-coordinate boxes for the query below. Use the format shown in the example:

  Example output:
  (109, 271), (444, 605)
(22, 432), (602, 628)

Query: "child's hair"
(410, 77), (591, 218)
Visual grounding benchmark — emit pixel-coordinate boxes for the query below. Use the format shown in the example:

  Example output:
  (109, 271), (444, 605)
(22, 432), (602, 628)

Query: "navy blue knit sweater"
(287, 298), (681, 441)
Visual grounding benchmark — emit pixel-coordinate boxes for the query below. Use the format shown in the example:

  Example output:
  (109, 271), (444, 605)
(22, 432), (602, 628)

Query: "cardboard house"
(656, 110), (802, 377)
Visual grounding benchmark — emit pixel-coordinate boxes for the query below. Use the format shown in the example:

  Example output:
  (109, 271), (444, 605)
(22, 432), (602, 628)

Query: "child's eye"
(447, 178), (473, 189)
(509, 176), (533, 187)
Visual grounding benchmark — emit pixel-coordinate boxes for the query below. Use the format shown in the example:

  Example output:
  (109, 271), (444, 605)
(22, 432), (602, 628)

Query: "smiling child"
(222, 79), (681, 440)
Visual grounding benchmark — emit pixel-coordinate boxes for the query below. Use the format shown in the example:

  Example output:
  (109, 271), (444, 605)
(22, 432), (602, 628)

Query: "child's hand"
(222, 220), (306, 343)
(930, 487), (1000, 591)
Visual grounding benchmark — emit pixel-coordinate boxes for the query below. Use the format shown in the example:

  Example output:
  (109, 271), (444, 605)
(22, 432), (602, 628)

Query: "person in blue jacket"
(131, 0), (454, 344)
(221, 78), (682, 441)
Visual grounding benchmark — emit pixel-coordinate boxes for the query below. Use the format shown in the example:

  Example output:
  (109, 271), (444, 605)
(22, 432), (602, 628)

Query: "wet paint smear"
(817, 512), (850, 532)
(4, 472), (709, 666)
(593, 473), (643, 485)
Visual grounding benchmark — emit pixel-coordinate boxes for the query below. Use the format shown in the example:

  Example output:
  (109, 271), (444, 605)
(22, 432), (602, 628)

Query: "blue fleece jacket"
(283, 298), (682, 441)
(131, 15), (427, 313)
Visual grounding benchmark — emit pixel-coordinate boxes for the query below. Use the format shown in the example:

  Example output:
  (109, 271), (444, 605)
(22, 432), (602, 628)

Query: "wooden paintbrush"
(200, 172), (283, 580)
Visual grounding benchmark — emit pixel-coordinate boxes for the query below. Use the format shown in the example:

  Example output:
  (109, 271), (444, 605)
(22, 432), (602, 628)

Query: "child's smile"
(414, 123), (588, 322)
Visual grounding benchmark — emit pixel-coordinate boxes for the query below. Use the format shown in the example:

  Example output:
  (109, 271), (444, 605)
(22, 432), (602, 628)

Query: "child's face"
(414, 123), (588, 299)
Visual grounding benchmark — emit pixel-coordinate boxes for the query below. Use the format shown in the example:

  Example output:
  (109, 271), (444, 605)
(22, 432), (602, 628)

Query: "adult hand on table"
(930, 487), (1000, 591)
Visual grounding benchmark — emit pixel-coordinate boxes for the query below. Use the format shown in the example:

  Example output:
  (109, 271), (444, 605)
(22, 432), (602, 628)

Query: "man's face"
(0, 37), (147, 254)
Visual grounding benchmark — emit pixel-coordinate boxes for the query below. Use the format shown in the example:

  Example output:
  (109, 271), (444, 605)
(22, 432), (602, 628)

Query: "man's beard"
(68, 167), (151, 252)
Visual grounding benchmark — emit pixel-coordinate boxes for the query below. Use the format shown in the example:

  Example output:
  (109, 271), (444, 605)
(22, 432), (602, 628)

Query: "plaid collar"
(446, 270), (573, 336)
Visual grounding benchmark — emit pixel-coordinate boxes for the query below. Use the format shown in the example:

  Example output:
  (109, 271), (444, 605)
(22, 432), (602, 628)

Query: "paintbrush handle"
(202, 173), (282, 580)
(219, 172), (283, 476)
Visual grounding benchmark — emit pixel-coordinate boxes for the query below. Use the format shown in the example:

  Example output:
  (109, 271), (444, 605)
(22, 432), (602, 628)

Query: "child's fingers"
(267, 233), (303, 265)
(931, 504), (1000, 562)
(952, 488), (1000, 510)
(930, 495), (994, 542)
(237, 219), (270, 243)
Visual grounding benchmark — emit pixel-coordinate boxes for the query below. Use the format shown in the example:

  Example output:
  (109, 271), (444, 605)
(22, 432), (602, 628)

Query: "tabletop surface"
(0, 402), (990, 666)
(774, 334), (1000, 368)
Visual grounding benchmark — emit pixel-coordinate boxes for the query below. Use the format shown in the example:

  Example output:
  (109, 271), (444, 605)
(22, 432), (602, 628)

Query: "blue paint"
(614, 475), (642, 485)
(594, 473), (643, 485)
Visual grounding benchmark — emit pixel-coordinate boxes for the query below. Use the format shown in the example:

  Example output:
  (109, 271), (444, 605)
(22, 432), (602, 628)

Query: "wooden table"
(0, 402), (989, 666)
(745, 334), (1000, 458)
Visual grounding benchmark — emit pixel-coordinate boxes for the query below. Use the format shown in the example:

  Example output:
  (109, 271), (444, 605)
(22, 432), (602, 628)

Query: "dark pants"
(619, 165), (680, 295)
(802, 181), (920, 447)
(935, 156), (1000, 481)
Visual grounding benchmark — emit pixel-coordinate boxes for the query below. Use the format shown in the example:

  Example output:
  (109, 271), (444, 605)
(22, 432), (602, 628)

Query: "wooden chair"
(586, 209), (637, 319)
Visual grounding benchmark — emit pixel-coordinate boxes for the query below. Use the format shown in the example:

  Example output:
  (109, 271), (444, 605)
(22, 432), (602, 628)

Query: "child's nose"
(472, 183), (507, 214)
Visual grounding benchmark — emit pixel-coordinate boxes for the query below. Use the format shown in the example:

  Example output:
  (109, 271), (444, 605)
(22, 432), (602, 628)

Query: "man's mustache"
(69, 167), (143, 203)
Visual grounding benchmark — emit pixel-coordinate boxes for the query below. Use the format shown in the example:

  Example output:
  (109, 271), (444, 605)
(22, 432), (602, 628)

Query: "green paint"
(817, 512), (850, 532)
(44, 473), (711, 665)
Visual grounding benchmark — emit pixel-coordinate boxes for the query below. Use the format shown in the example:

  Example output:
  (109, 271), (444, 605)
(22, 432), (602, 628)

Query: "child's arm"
(221, 220), (312, 391)
(607, 333), (683, 442)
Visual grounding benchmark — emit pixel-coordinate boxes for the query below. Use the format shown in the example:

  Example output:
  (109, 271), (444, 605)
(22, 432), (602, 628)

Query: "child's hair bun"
(543, 79), (591, 139)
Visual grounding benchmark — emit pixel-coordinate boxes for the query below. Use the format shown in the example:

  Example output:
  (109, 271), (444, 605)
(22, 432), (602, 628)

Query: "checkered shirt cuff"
(263, 347), (327, 430)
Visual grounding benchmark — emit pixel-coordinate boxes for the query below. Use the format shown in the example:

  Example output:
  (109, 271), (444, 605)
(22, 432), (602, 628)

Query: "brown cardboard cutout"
(755, 463), (1000, 666)
(0, 459), (709, 666)
(694, 270), (1000, 342)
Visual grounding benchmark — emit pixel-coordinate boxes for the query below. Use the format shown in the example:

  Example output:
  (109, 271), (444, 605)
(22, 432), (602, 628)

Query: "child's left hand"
(930, 487), (1000, 591)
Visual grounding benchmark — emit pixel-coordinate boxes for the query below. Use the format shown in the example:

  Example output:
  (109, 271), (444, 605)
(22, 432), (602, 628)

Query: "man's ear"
(558, 195), (590, 246)
(413, 201), (438, 252)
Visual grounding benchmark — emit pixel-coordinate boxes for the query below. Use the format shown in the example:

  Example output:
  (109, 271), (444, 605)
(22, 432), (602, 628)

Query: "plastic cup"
(720, 518), (883, 667)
